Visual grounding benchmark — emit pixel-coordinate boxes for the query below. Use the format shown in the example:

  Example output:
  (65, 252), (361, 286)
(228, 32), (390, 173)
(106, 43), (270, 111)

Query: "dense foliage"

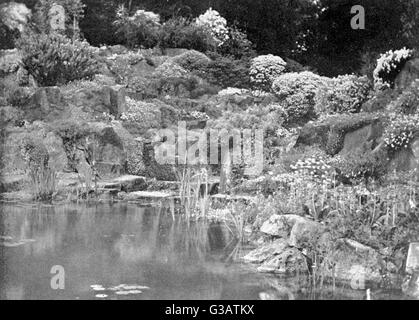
(17, 32), (98, 86)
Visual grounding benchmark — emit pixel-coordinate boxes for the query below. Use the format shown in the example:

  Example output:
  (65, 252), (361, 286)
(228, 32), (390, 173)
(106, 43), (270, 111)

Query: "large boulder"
(260, 214), (324, 245)
(332, 239), (383, 284)
(88, 123), (126, 178)
(395, 58), (419, 91)
(257, 247), (308, 274)
(23, 84), (126, 122)
(243, 239), (308, 275)
(63, 84), (126, 118)
(23, 87), (67, 122)
(388, 139), (419, 175)
(340, 122), (384, 155)
(288, 218), (325, 248)
(243, 239), (289, 264)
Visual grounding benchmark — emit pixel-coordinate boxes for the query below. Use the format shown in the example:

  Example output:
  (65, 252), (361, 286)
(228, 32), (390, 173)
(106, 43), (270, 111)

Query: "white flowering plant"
(250, 54), (287, 92)
(290, 156), (335, 186)
(383, 113), (419, 152)
(152, 60), (189, 78)
(195, 8), (229, 46)
(114, 5), (161, 48)
(373, 48), (414, 89)
(218, 87), (250, 96)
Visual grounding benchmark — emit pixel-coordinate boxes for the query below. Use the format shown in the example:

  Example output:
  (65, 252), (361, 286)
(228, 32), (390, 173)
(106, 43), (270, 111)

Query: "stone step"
(124, 191), (176, 202)
(98, 175), (147, 192)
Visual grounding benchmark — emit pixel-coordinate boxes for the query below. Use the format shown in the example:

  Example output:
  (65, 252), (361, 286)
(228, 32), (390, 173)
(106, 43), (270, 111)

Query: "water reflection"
(0, 203), (408, 300)
(0, 203), (257, 300)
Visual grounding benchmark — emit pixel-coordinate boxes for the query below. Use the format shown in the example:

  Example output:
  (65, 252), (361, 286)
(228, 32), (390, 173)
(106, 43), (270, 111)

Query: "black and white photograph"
(0, 0), (418, 305)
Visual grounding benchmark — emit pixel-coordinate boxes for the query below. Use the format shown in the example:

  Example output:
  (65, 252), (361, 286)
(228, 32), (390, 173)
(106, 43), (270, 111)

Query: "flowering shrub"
(315, 75), (371, 115)
(195, 8), (229, 46)
(331, 149), (387, 182)
(250, 54), (287, 92)
(290, 156), (335, 185)
(121, 97), (161, 125)
(217, 26), (254, 59)
(159, 17), (216, 52)
(114, 6), (161, 48)
(383, 113), (419, 152)
(171, 50), (211, 72)
(373, 48), (414, 89)
(152, 60), (189, 78)
(179, 110), (210, 121)
(272, 71), (327, 124)
(195, 54), (252, 89)
(17, 33), (98, 86)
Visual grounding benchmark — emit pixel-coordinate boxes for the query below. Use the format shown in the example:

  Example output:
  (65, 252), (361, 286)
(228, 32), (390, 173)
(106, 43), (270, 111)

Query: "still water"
(0, 202), (408, 300)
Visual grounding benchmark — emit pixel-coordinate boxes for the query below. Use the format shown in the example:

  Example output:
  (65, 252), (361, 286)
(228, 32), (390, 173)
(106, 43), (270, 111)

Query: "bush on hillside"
(159, 17), (216, 52)
(171, 50), (211, 72)
(114, 6), (161, 49)
(195, 8), (229, 47)
(383, 113), (419, 153)
(195, 54), (252, 89)
(373, 48), (413, 89)
(250, 54), (287, 92)
(315, 75), (372, 115)
(272, 71), (327, 124)
(217, 25), (255, 60)
(17, 32), (98, 86)
(152, 60), (189, 78)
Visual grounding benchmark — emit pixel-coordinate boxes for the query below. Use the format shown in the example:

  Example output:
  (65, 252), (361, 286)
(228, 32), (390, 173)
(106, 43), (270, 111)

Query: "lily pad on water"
(115, 291), (131, 295)
(90, 285), (106, 291)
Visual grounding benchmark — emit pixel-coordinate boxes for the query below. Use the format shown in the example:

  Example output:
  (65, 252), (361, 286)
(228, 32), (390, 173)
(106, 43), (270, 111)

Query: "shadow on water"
(0, 202), (408, 300)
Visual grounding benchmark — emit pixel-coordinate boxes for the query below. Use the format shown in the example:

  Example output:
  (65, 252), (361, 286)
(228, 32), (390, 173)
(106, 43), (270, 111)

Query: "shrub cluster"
(196, 53), (252, 89)
(383, 113), (419, 152)
(17, 33), (98, 86)
(114, 6), (161, 49)
(195, 8), (229, 46)
(315, 75), (372, 115)
(171, 50), (211, 72)
(159, 17), (216, 52)
(250, 54), (287, 92)
(152, 60), (189, 78)
(373, 48), (413, 89)
(272, 71), (327, 124)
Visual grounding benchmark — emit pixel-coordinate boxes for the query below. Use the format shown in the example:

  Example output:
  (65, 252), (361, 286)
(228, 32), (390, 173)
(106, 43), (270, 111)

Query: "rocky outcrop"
(260, 214), (324, 246)
(339, 122), (384, 155)
(63, 84), (126, 118)
(243, 239), (308, 274)
(22, 85), (126, 122)
(246, 214), (386, 284)
(388, 138), (419, 175)
(332, 239), (383, 284)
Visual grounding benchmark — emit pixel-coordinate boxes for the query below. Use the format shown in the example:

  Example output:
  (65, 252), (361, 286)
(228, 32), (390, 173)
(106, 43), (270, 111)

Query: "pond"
(0, 202), (408, 300)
